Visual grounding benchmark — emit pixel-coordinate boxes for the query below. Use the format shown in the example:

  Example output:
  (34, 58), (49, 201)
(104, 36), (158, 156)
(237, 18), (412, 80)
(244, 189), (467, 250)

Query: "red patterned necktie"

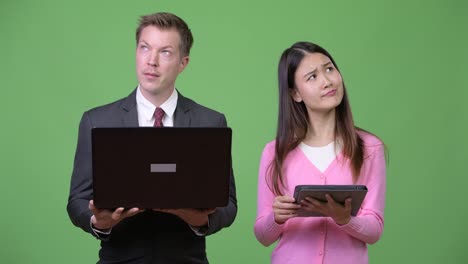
(153, 107), (165, 127)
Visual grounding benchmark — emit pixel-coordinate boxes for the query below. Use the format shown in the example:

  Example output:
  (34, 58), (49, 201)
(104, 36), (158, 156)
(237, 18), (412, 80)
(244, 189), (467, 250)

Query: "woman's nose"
(322, 75), (332, 89)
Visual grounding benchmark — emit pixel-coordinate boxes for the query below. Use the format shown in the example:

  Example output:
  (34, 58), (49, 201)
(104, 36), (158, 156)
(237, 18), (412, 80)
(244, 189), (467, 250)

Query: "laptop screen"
(91, 127), (232, 209)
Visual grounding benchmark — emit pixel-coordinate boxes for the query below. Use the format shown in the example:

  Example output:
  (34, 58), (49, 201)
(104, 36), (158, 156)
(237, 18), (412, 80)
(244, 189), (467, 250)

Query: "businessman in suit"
(66, 12), (237, 263)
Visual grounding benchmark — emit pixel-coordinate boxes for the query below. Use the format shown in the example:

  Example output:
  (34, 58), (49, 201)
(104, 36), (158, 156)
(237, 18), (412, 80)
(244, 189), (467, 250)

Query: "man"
(67, 12), (237, 263)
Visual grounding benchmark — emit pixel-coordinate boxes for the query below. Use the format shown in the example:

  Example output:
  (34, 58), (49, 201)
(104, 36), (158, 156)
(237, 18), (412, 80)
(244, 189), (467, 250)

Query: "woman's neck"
(303, 109), (336, 147)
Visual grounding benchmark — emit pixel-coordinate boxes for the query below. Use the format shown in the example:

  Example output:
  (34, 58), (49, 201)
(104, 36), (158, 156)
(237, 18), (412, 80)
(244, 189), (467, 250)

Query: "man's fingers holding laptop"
(89, 200), (143, 230)
(154, 208), (216, 227)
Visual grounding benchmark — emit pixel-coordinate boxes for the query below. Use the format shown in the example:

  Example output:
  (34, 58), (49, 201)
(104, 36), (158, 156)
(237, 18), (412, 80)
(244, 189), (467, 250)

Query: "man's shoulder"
(87, 98), (125, 114)
(79, 91), (136, 128)
(85, 91), (135, 117)
(175, 93), (227, 127)
(177, 94), (227, 127)
(182, 96), (224, 118)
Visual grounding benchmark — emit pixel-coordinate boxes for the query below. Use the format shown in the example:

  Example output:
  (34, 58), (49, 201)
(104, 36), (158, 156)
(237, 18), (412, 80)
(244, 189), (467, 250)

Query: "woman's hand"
(273, 195), (301, 224)
(300, 194), (352, 225)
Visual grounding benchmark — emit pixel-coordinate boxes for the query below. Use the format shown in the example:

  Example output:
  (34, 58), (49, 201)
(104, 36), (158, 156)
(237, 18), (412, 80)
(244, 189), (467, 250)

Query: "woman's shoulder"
(258, 140), (277, 166)
(357, 129), (383, 145)
(357, 129), (385, 155)
(262, 140), (276, 155)
(357, 129), (385, 158)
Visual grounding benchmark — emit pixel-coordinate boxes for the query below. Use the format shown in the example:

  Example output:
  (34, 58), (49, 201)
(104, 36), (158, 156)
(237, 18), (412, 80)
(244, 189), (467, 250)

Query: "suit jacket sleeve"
(206, 114), (238, 235)
(67, 111), (96, 237)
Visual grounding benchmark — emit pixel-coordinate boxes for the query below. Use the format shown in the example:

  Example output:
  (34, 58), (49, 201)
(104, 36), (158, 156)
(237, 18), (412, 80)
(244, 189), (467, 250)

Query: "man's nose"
(147, 51), (159, 66)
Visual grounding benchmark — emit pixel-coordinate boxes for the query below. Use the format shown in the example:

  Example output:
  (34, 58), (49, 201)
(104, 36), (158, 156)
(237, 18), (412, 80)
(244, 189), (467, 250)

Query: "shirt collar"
(136, 86), (178, 123)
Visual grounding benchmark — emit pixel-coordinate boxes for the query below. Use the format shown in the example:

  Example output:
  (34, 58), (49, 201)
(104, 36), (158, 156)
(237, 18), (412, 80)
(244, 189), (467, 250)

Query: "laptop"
(91, 127), (232, 209)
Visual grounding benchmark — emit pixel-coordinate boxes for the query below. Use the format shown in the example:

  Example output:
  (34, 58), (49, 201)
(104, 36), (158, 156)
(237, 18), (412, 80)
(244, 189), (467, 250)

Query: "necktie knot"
(153, 107), (165, 127)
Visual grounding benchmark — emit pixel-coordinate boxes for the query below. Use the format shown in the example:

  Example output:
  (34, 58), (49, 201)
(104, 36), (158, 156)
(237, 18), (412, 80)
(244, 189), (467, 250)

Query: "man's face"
(136, 26), (188, 99)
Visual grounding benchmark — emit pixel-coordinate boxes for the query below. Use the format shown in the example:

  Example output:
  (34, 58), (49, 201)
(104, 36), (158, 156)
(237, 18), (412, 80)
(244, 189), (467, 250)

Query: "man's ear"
(291, 88), (303, 103)
(178, 56), (190, 73)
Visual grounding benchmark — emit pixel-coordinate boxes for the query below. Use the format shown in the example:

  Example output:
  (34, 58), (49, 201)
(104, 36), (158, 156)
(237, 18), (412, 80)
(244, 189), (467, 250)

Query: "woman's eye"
(308, 74), (316, 81)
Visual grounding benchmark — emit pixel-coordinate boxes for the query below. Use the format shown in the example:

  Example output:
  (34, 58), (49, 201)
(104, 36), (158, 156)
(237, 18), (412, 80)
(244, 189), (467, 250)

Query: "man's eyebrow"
(159, 45), (175, 50)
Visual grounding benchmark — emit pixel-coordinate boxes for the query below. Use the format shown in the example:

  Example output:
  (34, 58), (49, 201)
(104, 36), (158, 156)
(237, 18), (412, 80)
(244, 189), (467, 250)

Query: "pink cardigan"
(254, 132), (386, 264)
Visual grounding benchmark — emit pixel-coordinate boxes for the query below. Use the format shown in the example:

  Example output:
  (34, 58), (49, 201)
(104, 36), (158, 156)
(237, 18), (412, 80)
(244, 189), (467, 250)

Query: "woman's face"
(292, 52), (344, 114)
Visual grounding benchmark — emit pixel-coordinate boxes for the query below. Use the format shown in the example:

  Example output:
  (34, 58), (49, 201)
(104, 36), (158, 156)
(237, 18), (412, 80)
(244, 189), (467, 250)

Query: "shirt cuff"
(267, 211), (284, 234)
(90, 217), (112, 238)
(338, 216), (362, 232)
(189, 218), (210, 236)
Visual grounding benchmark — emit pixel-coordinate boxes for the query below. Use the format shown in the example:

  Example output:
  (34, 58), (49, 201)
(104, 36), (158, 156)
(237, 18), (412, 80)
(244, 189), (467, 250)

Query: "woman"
(254, 42), (386, 264)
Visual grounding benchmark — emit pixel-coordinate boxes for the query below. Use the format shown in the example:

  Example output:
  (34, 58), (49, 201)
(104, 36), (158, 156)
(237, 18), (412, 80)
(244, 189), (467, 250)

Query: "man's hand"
(89, 200), (143, 230)
(273, 195), (301, 224)
(154, 208), (216, 227)
(300, 194), (352, 225)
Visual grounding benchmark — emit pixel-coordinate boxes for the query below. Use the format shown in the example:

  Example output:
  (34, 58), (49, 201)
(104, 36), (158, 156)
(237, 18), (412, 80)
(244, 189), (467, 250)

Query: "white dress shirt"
(136, 86), (178, 127)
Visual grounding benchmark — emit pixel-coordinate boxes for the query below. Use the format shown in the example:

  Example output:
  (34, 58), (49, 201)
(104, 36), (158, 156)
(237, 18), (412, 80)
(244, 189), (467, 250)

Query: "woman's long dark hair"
(269, 42), (364, 195)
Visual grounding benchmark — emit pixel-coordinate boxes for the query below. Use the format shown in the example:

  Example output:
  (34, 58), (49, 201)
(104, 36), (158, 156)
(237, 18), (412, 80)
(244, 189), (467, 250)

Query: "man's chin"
(140, 85), (161, 94)
(140, 85), (175, 97)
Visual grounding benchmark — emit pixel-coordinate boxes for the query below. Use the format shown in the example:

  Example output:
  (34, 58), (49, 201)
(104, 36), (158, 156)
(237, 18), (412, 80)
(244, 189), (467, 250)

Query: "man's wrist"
(190, 220), (209, 236)
(90, 216), (112, 233)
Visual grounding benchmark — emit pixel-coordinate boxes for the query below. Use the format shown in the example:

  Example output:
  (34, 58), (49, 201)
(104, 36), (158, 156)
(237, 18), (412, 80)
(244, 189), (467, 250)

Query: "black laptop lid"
(91, 127), (232, 209)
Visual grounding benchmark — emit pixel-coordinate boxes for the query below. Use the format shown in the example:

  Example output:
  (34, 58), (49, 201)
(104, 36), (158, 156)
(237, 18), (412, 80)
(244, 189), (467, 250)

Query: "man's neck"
(139, 87), (175, 107)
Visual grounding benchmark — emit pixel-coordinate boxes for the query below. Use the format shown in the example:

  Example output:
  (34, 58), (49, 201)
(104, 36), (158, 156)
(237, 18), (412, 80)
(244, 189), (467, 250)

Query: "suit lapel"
(174, 91), (192, 127)
(120, 88), (192, 127)
(120, 89), (139, 127)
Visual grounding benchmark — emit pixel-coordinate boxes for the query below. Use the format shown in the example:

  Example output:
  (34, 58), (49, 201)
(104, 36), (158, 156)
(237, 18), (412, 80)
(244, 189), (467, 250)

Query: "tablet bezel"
(293, 185), (368, 217)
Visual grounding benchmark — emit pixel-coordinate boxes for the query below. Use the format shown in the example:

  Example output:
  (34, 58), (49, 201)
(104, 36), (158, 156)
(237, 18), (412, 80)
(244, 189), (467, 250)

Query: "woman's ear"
(291, 88), (303, 103)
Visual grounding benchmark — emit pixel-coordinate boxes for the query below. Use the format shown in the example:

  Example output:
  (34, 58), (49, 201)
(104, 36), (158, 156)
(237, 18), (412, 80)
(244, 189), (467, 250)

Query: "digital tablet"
(293, 185), (367, 217)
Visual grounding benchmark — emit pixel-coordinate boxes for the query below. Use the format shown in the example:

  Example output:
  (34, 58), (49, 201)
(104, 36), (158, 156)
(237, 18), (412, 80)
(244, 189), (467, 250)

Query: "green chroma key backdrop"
(1, 0), (467, 263)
